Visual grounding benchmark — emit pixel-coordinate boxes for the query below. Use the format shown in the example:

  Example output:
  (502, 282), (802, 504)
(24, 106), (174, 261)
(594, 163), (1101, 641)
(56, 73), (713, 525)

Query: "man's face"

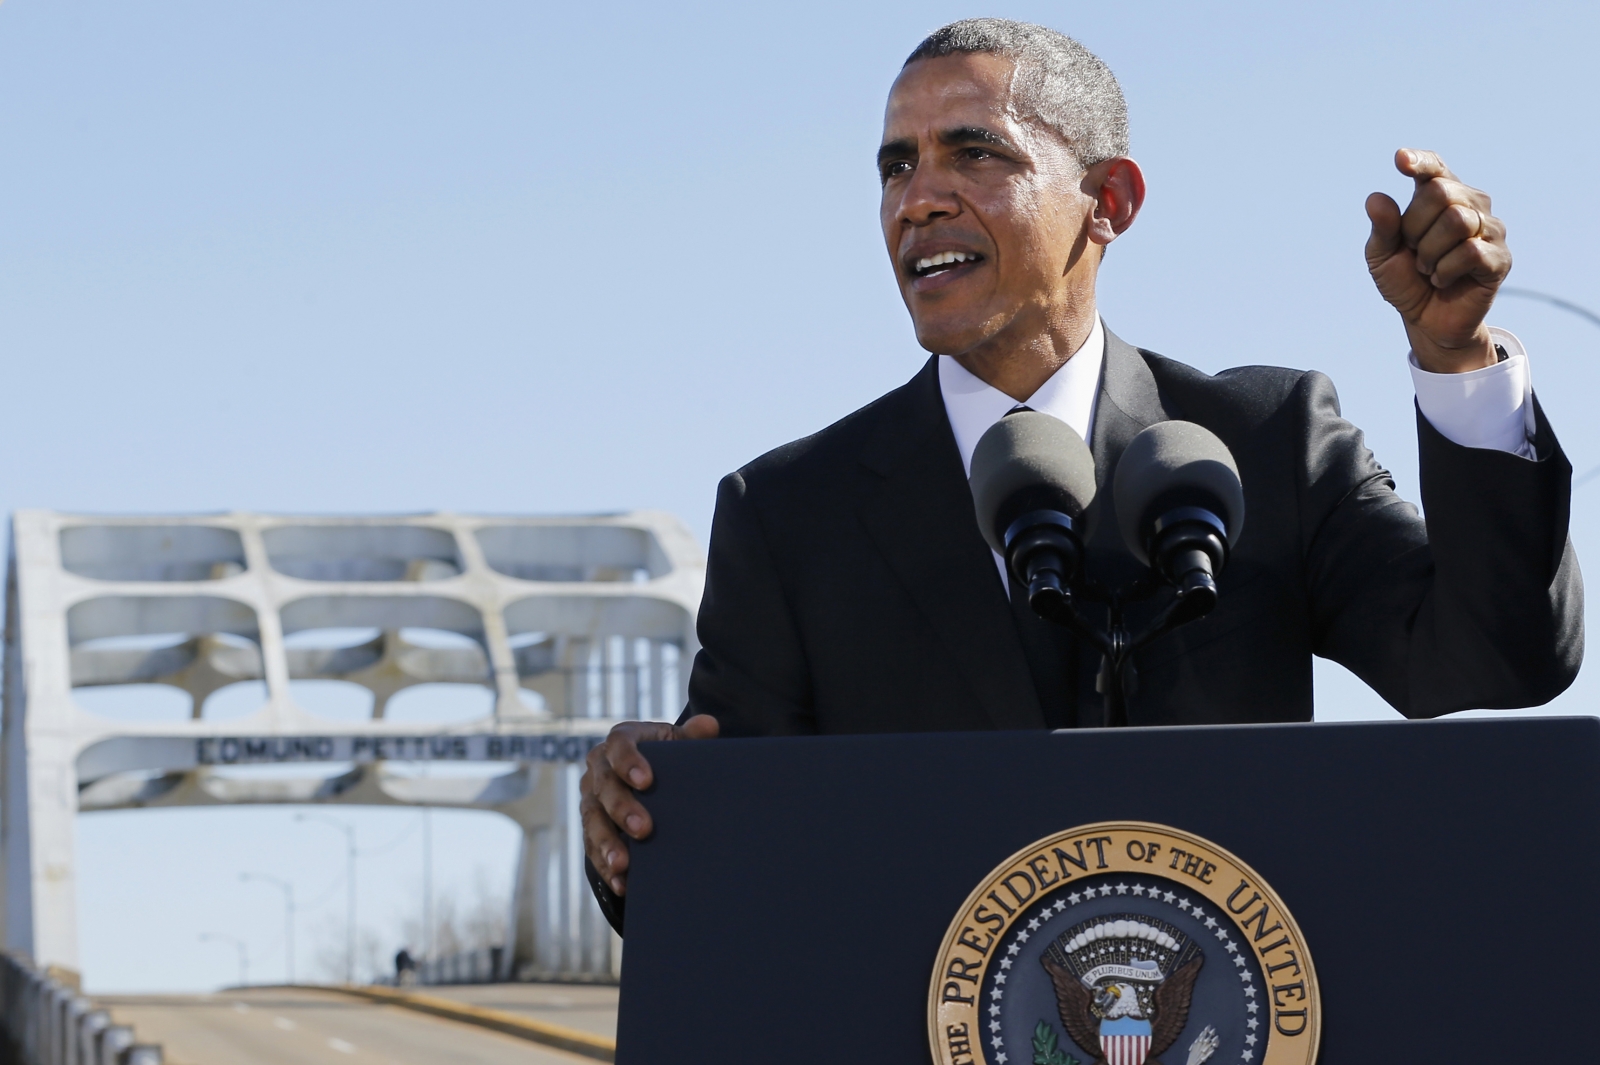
(879, 53), (1096, 357)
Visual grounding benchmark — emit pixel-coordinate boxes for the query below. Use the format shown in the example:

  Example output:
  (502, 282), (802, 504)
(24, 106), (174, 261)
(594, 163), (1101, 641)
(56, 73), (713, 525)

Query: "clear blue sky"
(2, 0), (1596, 991)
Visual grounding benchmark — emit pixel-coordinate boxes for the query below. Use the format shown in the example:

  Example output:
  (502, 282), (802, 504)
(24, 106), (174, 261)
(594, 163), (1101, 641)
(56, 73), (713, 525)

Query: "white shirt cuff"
(1409, 326), (1536, 459)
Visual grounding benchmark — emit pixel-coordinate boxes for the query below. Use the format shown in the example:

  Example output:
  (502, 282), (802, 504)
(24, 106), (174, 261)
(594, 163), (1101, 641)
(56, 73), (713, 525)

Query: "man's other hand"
(1365, 149), (1510, 373)
(580, 713), (720, 896)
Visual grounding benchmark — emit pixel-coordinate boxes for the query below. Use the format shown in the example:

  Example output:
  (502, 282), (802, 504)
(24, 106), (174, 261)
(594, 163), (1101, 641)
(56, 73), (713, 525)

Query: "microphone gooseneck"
(1147, 506), (1228, 621)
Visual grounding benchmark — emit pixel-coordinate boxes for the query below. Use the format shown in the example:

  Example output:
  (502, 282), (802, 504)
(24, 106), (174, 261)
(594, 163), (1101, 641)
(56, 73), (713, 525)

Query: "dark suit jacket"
(589, 326), (1584, 932)
(688, 327), (1583, 731)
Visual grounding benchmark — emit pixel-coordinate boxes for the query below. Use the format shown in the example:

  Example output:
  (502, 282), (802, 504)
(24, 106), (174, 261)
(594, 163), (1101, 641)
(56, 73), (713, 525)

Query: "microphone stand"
(1026, 569), (1216, 728)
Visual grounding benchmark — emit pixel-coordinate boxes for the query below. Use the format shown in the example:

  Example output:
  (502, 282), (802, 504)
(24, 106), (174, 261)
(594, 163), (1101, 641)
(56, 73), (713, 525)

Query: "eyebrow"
(939, 126), (1019, 154)
(876, 126), (1021, 170)
(876, 136), (917, 169)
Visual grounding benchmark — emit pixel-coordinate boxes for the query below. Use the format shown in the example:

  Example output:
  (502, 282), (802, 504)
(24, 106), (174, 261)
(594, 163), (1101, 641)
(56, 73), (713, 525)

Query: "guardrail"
(416, 947), (505, 985)
(0, 954), (162, 1065)
(379, 945), (620, 987)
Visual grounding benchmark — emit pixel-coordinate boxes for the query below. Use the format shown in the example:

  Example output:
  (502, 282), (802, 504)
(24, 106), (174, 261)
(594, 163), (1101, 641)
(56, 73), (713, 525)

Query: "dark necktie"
(1005, 549), (1079, 729)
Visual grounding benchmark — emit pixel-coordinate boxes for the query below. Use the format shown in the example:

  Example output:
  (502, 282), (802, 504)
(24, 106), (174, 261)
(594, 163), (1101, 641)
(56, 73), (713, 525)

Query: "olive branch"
(1032, 1021), (1080, 1065)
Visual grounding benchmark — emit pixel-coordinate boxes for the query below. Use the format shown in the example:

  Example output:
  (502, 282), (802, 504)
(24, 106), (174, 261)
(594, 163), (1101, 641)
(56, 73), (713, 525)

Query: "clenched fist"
(1366, 149), (1511, 374)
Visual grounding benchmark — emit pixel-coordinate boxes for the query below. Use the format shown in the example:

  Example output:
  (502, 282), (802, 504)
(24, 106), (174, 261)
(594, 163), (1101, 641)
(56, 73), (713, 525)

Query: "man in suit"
(580, 19), (1583, 922)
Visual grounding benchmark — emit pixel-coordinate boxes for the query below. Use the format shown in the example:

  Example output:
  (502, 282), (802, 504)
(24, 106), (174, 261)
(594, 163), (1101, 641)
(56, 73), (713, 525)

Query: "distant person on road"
(395, 947), (417, 987)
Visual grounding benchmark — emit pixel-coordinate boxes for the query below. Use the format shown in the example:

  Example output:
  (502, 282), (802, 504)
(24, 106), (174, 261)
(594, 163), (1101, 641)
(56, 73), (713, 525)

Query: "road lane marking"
(274, 1016), (298, 1030)
(328, 1037), (356, 1053)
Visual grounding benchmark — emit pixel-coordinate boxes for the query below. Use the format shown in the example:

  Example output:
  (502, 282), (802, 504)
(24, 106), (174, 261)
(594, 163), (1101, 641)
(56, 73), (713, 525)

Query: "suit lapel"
(855, 357), (1046, 730)
(1085, 326), (1171, 579)
(851, 331), (1168, 730)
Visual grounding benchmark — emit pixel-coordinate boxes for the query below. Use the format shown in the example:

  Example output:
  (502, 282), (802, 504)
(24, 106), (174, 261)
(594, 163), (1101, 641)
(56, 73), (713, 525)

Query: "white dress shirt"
(939, 318), (1537, 588)
(1409, 326), (1536, 459)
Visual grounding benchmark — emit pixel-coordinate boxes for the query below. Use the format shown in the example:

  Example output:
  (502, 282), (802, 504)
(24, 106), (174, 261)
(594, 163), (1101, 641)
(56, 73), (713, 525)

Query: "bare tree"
(461, 867), (507, 951)
(309, 913), (350, 984)
(307, 866), (512, 985)
(399, 868), (506, 960)
(358, 926), (389, 984)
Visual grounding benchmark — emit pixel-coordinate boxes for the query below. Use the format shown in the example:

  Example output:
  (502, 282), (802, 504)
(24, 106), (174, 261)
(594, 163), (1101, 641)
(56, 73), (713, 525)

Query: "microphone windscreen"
(1112, 421), (1245, 565)
(969, 411), (1097, 555)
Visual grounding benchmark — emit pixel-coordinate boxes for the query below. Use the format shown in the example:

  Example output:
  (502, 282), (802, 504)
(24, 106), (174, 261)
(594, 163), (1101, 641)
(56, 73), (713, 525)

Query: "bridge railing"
(371, 946), (507, 987)
(382, 943), (620, 987)
(0, 955), (163, 1065)
(417, 947), (506, 985)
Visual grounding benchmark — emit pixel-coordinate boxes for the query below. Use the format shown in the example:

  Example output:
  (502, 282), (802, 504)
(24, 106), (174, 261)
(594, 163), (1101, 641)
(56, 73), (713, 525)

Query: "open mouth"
(911, 250), (985, 279)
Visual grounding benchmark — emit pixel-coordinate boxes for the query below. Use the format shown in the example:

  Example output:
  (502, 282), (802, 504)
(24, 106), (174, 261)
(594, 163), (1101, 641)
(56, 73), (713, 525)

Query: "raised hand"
(1365, 149), (1510, 373)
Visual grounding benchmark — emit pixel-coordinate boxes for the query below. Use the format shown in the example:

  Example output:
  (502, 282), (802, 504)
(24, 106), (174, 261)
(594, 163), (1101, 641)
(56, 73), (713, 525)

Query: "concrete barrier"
(0, 954), (162, 1065)
(328, 985), (615, 1062)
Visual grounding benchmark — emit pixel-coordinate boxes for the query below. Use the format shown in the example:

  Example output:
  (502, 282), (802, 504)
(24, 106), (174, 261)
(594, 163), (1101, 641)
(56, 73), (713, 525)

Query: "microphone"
(969, 411), (1097, 614)
(1112, 421), (1244, 622)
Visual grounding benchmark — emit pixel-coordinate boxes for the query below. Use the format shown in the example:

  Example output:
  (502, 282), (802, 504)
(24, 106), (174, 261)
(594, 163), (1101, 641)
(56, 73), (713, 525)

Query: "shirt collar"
(937, 315), (1105, 476)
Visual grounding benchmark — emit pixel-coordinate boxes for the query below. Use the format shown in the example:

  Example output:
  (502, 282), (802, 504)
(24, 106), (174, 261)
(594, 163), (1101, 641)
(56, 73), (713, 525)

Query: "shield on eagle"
(1100, 1016), (1153, 1065)
(1041, 915), (1204, 1065)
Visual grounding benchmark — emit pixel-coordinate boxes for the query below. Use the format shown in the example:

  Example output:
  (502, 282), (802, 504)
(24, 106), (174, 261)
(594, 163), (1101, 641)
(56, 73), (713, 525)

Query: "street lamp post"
(296, 812), (358, 984)
(422, 805), (434, 962)
(241, 872), (296, 984)
(200, 932), (249, 988)
(420, 763), (434, 963)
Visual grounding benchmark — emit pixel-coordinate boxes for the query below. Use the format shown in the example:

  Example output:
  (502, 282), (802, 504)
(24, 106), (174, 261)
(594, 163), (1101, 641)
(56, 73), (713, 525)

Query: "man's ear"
(1084, 157), (1145, 247)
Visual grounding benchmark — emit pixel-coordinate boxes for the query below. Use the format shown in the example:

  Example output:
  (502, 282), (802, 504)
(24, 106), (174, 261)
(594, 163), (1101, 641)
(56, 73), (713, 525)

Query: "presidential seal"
(930, 822), (1318, 1065)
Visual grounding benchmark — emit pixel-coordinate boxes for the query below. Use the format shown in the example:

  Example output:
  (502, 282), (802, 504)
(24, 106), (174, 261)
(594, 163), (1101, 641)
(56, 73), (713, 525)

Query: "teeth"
(915, 251), (977, 273)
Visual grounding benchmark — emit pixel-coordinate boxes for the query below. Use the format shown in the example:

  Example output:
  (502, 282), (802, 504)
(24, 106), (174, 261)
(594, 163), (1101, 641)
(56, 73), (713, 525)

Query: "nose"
(895, 155), (960, 229)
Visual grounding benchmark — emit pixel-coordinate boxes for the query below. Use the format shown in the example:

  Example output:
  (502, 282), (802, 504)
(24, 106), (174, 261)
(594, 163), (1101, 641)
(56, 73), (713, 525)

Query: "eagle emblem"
(929, 824), (1319, 1065)
(1041, 914), (1203, 1065)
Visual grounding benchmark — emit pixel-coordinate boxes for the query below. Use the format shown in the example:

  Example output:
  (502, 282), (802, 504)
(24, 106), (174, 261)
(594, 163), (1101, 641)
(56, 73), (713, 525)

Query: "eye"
(960, 146), (995, 161)
(881, 159), (913, 182)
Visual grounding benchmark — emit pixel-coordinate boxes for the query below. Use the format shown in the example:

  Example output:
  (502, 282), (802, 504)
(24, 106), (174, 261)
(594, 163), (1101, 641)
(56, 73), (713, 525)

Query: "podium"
(615, 717), (1600, 1063)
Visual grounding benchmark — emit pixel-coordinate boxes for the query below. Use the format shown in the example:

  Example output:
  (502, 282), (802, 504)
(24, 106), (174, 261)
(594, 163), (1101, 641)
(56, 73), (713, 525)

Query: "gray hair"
(904, 19), (1129, 167)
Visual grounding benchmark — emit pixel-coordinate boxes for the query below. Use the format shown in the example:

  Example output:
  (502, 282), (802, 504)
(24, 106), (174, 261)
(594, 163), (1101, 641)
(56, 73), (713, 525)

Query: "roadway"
(98, 985), (619, 1065)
